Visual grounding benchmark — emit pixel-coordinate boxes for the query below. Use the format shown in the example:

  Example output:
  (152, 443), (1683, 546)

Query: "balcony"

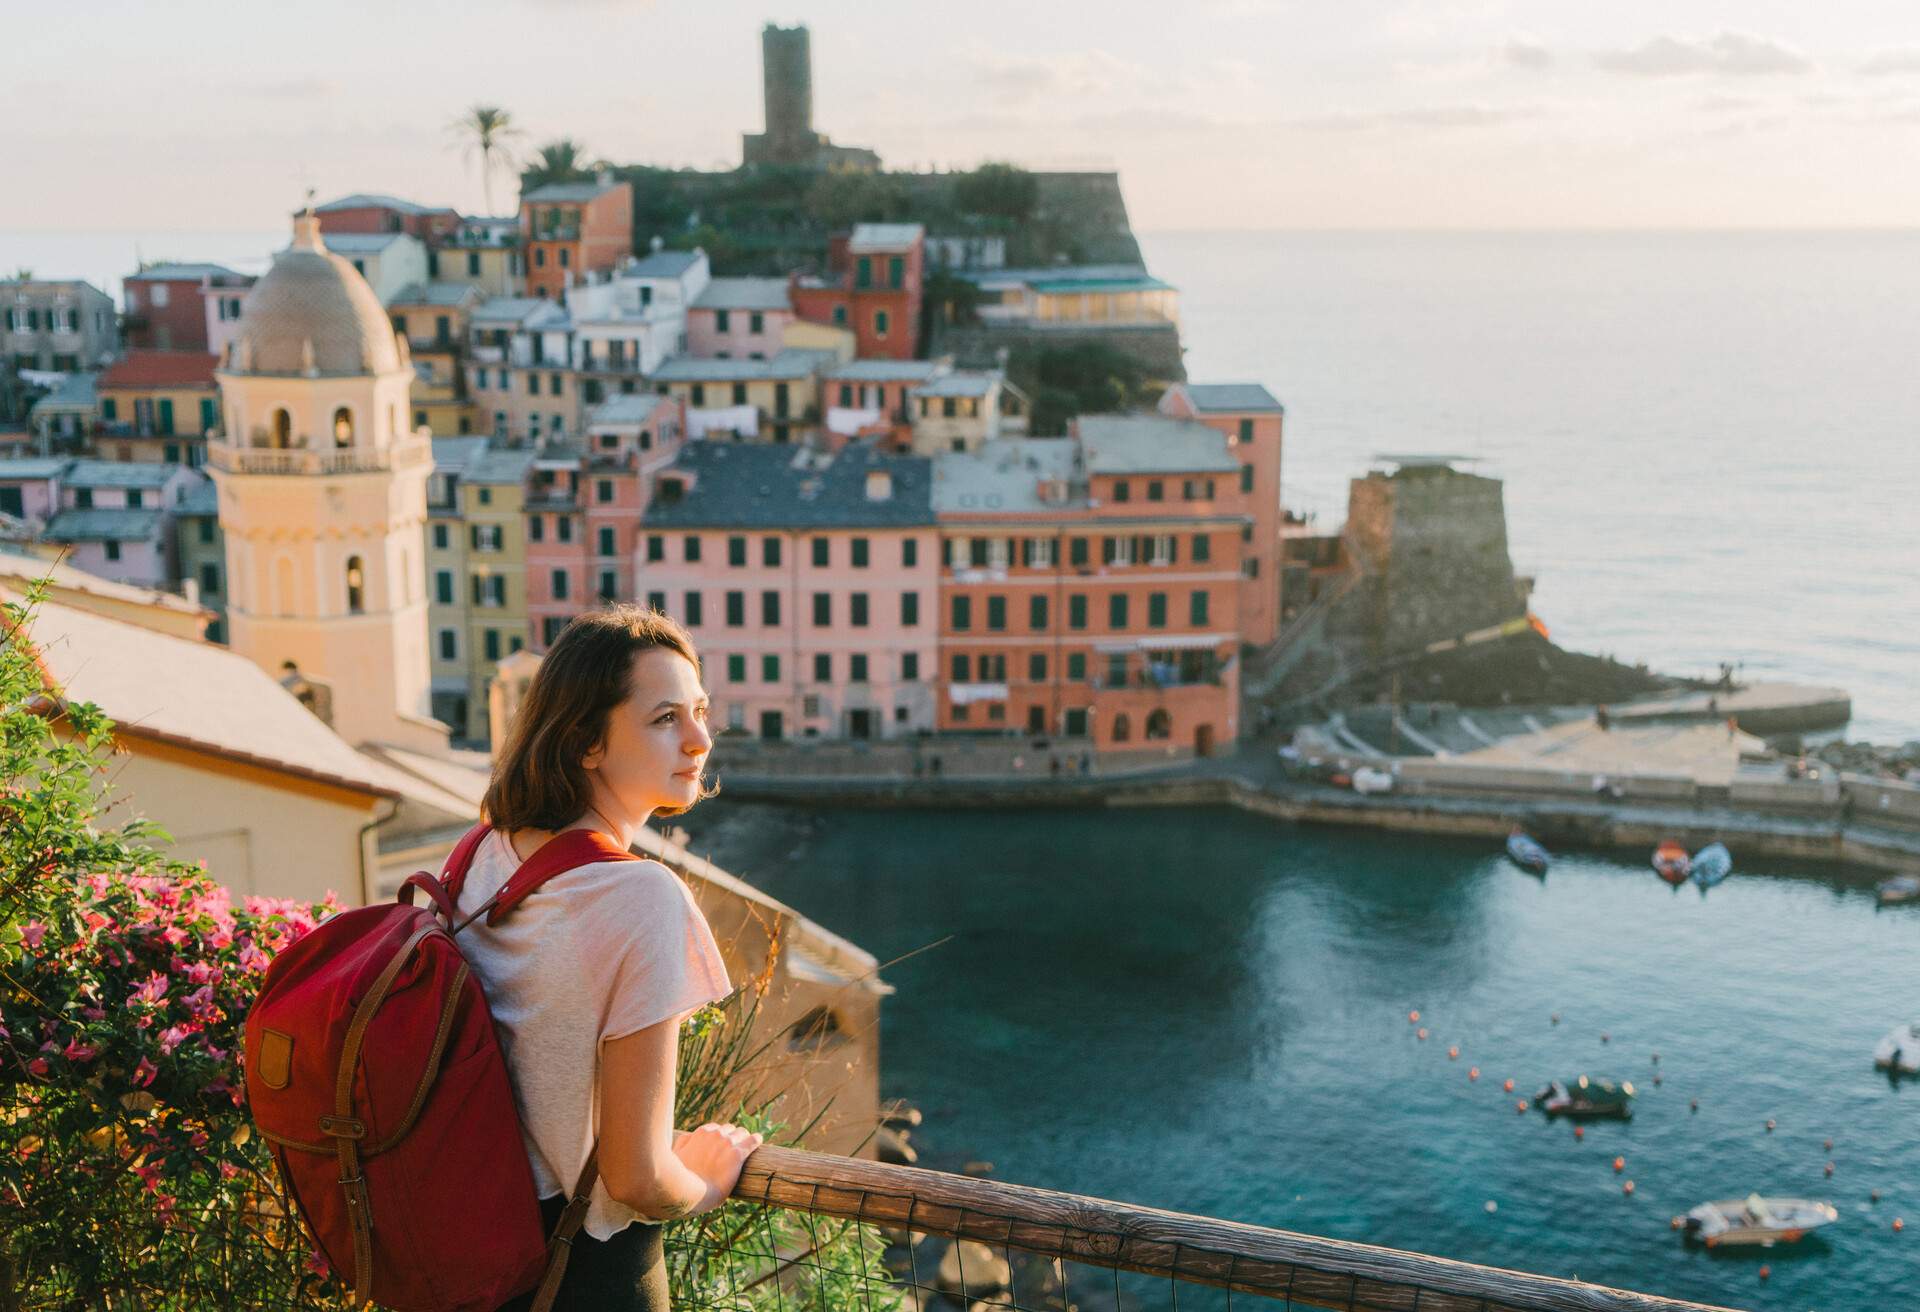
(534, 225), (581, 242)
(209, 436), (432, 477)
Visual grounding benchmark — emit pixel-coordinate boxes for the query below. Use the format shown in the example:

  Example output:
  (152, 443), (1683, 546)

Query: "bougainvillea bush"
(0, 583), (349, 1308)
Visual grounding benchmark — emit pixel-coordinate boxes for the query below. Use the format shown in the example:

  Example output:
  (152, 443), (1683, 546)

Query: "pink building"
(525, 394), (687, 649)
(686, 278), (795, 359)
(123, 263), (251, 353)
(1156, 383), (1286, 647)
(0, 457), (68, 529)
(42, 459), (205, 589)
(636, 440), (938, 740)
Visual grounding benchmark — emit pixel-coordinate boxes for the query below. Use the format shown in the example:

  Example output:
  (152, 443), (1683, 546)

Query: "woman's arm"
(599, 1016), (761, 1220)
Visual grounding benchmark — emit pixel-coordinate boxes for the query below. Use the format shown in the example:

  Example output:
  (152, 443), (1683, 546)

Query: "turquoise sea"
(707, 805), (1920, 1312)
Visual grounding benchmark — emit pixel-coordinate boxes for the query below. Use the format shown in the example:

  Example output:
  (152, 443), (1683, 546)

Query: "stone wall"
(929, 321), (1187, 383)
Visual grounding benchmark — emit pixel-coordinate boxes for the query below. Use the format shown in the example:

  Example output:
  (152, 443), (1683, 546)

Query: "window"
(813, 653), (831, 682)
(684, 535), (702, 563)
(951, 595), (971, 630)
(1239, 419), (1254, 444)
(691, 384), (706, 407)
(1029, 595), (1048, 629)
(856, 256), (873, 288)
(597, 526), (617, 557)
(1113, 480), (1130, 503)
(478, 487), (492, 505)
(731, 382), (747, 406)
(599, 570), (618, 600)
(1113, 713), (1132, 744)
(901, 591), (919, 626)
(552, 569), (570, 600)
(1028, 653), (1047, 682)
(74, 488), (93, 509)
(726, 591), (745, 626)
(438, 629), (457, 660)
(902, 538), (918, 567)
(345, 557), (365, 613)
(596, 479), (614, 504)
(1192, 533), (1211, 563)
(728, 536), (746, 566)
(812, 592), (831, 626)
(762, 536), (781, 567)
(811, 537), (829, 567)
(987, 596), (1006, 630)
(647, 591), (666, 612)
(1148, 592), (1168, 628)
(1107, 653), (1129, 687)
(1109, 594), (1129, 628)
(529, 373), (540, 396)
(484, 629), (501, 661)
(127, 489), (143, 509)
(953, 704), (970, 723)
(715, 309), (731, 333)
(1190, 590), (1210, 626)
(1246, 558), (1260, 578)
(727, 655), (746, 684)
(558, 249), (570, 268)
(851, 537), (869, 567)
(528, 516), (544, 543)
(198, 562), (220, 597)
(762, 591), (781, 625)
(832, 305), (847, 326)
(647, 534), (664, 562)
(198, 518), (214, 544)
(1146, 710), (1172, 740)
(435, 570), (454, 604)
(1241, 465), (1255, 494)
(850, 654), (868, 683)
(1069, 594), (1087, 629)
(1150, 535), (1175, 566)
(1147, 480), (1164, 502)
(851, 592), (868, 627)
(1104, 536), (1135, 566)
(951, 653), (970, 682)
(874, 309), (890, 338)
(969, 539), (989, 568)
(1024, 538), (1054, 568)
(1070, 537), (1089, 567)
(557, 516), (573, 543)
(749, 311), (764, 335)
(1068, 652), (1087, 680)
(543, 616), (568, 646)
(685, 591), (703, 626)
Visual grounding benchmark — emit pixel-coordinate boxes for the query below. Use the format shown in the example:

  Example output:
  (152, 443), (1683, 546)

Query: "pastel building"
(458, 445), (536, 742)
(43, 460), (204, 590)
(433, 217), (525, 297)
(688, 277), (793, 359)
(790, 223), (925, 361)
(638, 440), (939, 741)
(520, 177), (633, 299)
(96, 351), (222, 465)
(649, 350), (837, 445)
(174, 479), (227, 642)
(323, 232), (430, 306)
(124, 263), (253, 353)
(314, 193), (462, 243)
(909, 369), (1027, 455)
(3, 279), (119, 374)
(426, 436), (489, 733)
(26, 374), (97, 451)
(390, 282), (486, 436)
(931, 419), (1246, 756)
(822, 359), (941, 445)
(203, 276), (255, 360)
(959, 264), (1179, 330)
(0, 458), (70, 530)
(525, 393), (686, 650)
(1157, 382), (1285, 646)
(468, 296), (576, 442)
(566, 248), (708, 408)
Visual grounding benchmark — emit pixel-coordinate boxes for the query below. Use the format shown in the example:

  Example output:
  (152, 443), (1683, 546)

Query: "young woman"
(462, 605), (763, 1311)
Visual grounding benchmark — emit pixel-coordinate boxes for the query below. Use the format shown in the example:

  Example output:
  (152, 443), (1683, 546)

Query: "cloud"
(1289, 103), (1546, 132)
(1594, 32), (1812, 77)
(969, 50), (1149, 102)
(1861, 48), (1920, 76)
(1499, 39), (1553, 71)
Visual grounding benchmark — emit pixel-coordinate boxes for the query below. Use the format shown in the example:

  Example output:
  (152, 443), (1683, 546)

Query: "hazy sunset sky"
(8, 0), (1920, 233)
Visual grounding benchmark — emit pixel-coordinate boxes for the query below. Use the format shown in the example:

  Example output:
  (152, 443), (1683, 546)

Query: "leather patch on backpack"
(259, 1028), (294, 1089)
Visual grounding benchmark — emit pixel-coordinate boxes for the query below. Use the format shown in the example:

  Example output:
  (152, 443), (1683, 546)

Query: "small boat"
(1681, 1194), (1838, 1248)
(1690, 842), (1733, 889)
(1536, 1075), (1635, 1119)
(1652, 841), (1691, 885)
(1873, 1022), (1920, 1075)
(1506, 830), (1550, 875)
(1878, 876), (1920, 907)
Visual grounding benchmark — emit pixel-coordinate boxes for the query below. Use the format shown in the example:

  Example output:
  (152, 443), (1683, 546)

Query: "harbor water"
(711, 804), (1920, 1311)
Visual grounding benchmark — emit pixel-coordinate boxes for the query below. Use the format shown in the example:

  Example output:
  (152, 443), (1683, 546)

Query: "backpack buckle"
(319, 1114), (366, 1139)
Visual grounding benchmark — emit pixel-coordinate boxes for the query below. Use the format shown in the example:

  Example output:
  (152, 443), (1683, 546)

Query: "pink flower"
(81, 1007), (104, 1022)
(200, 1040), (229, 1064)
(20, 922), (44, 950)
(132, 1057), (158, 1087)
(129, 973), (168, 1006)
(25, 1058), (47, 1078)
(62, 1040), (97, 1064)
(238, 943), (271, 973)
(157, 1025), (192, 1056)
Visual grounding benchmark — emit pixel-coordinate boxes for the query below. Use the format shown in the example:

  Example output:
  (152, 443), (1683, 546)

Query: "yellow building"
(426, 436), (487, 734)
(459, 444), (536, 743)
(650, 349), (833, 444)
(210, 211), (448, 756)
(433, 217), (525, 298)
(390, 282), (484, 436)
(96, 350), (222, 466)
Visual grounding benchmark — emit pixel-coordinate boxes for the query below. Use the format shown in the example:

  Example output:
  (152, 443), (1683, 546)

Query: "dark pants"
(496, 1194), (669, 1312)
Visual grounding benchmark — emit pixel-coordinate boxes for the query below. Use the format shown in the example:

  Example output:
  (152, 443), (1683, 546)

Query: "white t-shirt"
(454, 828), (731, 1239)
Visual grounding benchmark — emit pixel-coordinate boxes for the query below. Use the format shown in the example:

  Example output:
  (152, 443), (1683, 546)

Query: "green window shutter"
(157, 398), (175, 435)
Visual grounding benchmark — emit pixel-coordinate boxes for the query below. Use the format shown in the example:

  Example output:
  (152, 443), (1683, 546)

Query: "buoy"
(1766, 1119), (1776, 1132)
(1670, 1216), (1683, 1230)
(1484, 1200), (1498, 1214)
(1600, 1032), (1610, 1044)
(1551, 1012), (1561, 1025)
(1448, 1045), (1460, 1060)
(1409, 1010), (1420, 1023)
(1689, 1099), (1699, 1112)
(1574, 1126), (1584, 1141)
(1503, 1078), (1515, 1092)
(1758, 1264), (1770, 1281)
(1825, 1162), (1835, 1177)
(1623, 1180), (1635, 1196)
(1872, 1189), (1882, 1203)
(1651, 1052), (1660, 1065)
(1824, 1137), (1833, 1152)
(1652, 1074), (1662, 1086)
(1469, 1066), (1480, 1081)
(1613, 1156), (1625, 1173)
(1417, 1028), (1429, 1041)
(1516, 1099), (1529, 1113)
(1895, 1217), (1905, 1233)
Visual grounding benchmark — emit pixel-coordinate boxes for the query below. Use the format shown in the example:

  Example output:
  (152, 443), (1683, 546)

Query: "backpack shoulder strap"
(439, 822), (495, 902)
(487, 827), (639, 927)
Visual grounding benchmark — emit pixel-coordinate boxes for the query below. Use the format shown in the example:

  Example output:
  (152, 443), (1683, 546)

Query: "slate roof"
(625, 249), (704, 278)
(126, 263), (246, 283)
(642, 441), (934, 530)
(848, 223), (926, 251)
(912, 371), (999, 399)
(523, 179), (623, 203)
(1076, 415), (1241, 475)
(1180, 383), (1284, 414)
(827, 359), (944, 383)
(100, 351), (219, 390)
(465, 446), (538, 485)
(315, 193), (448, 216)
(431, 436), (492, 472)
(175, 481), (219, 516)
(692, 277), (792, 311)
(0, 458), (71, 480)
(651, 350), (832, 383)
(44, 507), (166, 542)
(472, 297), (551, 325)
(589, 394), (676, 426)
(322, 232), (409, 255)
(63, 459), (179, 489)
(27, 374), (96, 413)
(390, 282), (483, 308)
(932, 439), (1081, 515)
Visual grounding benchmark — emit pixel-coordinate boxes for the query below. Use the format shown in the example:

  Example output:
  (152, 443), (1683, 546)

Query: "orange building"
(790, 224), (925, 360)
(1156, 383), (1285, 646)
(932, 418), (1247, 757)
(96, 350), (222, 465)
(519, 178), (633, 299)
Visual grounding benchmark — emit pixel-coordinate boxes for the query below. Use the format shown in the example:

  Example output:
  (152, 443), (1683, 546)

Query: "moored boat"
(1690, 842), (1732, 889)
(1680, 1194), (1838, 1248)
(1652, 840), (1691, 885)
(1873, 1022), (1920, 1075)
(1506, 829), (1550, 875)
(1877, 875), (1920, 907)
(1536, 1075), (1635, 1118)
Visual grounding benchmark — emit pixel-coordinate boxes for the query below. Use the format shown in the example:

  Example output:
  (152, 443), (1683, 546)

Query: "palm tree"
(450, 104), (523, 216)
(522, 139), (601, 192)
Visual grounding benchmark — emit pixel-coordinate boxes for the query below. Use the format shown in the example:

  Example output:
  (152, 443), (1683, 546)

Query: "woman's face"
(582, 647), (712, 822)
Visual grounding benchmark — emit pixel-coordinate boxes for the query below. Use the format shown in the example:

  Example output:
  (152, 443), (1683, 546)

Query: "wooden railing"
(721, 1147), (1736, 1312)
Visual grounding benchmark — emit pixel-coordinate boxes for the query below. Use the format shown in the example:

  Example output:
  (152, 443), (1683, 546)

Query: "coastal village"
(6, 18), (1920, 1311)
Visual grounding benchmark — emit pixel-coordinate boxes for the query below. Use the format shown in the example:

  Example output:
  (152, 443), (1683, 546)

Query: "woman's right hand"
(673, 1122), (764, 1215)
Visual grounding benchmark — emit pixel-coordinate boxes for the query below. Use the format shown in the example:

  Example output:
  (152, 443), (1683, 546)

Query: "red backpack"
(244, 823), (639, 1312)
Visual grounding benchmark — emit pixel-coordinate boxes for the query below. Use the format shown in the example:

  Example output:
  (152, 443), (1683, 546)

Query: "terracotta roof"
(100, 351), (219, 391)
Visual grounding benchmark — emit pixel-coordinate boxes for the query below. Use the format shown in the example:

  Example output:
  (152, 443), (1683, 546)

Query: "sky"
(6, 0), (1920, 233)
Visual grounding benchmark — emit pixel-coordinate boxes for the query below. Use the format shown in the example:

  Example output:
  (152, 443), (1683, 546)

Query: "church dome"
(229, 213), (403, 377)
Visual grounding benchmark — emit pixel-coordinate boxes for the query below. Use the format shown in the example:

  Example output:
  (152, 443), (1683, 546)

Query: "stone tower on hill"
(208, 210), (448, 755)
(742, 23), (880, 171)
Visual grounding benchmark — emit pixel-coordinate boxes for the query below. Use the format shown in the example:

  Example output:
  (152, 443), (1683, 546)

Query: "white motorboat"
(1681, 1194), (1838, 1248)
(1874, 1022), (1920, 1075)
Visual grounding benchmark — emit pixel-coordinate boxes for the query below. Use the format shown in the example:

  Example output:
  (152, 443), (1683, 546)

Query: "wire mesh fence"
(668, 1146), (1738, 1312)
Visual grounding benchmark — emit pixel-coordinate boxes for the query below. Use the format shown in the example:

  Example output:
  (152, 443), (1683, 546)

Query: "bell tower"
(209, 209), (447, 754)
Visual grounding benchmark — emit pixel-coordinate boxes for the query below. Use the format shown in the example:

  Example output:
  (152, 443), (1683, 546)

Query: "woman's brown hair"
(481, 605), (711, 831)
